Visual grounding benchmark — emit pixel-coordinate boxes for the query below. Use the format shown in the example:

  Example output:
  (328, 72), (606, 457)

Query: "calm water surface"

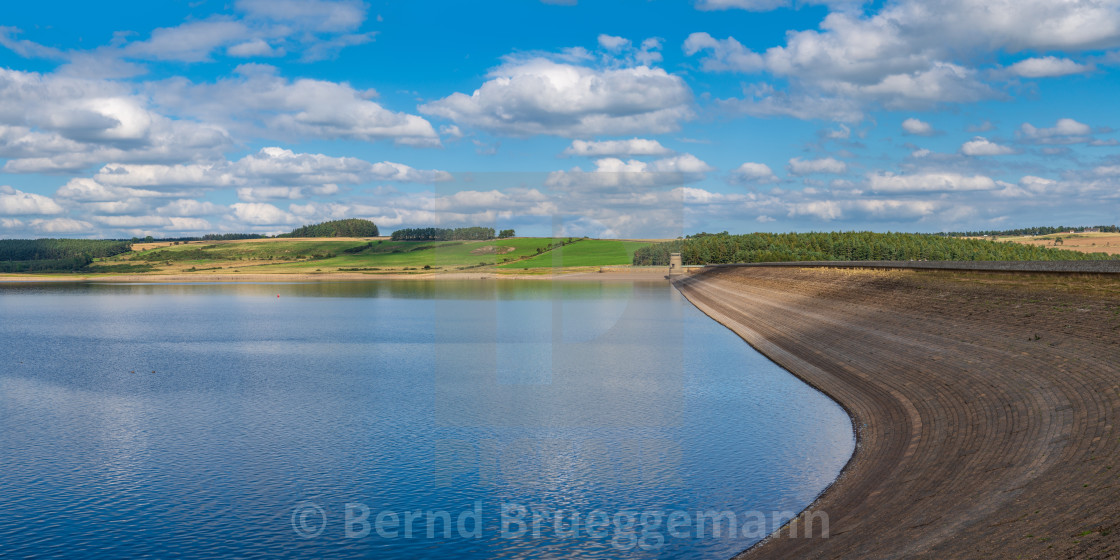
(0, 280), (853, 559)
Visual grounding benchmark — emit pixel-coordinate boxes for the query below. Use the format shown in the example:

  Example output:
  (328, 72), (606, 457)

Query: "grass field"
(101, 237), (653, 274)
(498, 240), (651, 269)
(990, 232), (1120, 255)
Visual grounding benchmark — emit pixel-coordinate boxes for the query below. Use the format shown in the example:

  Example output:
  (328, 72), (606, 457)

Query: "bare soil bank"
(675, 267), (1120, 559)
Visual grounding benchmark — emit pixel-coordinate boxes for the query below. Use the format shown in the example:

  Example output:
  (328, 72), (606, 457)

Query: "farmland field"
(991, 232), (1120, 255)
(498, 240), (652, 269)
(99, 237), (653, 274)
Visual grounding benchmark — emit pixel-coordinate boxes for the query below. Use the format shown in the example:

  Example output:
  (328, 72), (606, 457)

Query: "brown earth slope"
(675, 267), (1120, 559)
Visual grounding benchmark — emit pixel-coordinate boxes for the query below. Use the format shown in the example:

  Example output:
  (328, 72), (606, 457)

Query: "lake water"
(0, 280), (853, 559)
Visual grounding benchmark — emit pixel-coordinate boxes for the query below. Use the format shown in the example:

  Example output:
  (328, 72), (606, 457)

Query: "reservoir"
(0, 280), (853, 559)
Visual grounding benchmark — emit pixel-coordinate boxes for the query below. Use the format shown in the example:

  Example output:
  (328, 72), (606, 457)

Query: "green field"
(497, 240), (651, 269)
(103, 237), (651, 273)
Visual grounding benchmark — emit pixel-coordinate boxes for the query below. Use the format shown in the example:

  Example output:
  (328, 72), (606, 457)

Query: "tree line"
(937, 225), (1120, 237)
(633, 231), (1120, 266)
(390, 227), (497, 241)
(0, 239), (134, 272)
(279, 219), (380, 238)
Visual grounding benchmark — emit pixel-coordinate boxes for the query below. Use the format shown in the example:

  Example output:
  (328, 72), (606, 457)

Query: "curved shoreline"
(675, 266), (1120, 559)
(0, 269), (669, 283)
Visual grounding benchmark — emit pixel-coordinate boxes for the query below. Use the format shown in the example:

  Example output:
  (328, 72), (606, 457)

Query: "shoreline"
(0, 268), (671, 284)
(675, 266), (1119, 559)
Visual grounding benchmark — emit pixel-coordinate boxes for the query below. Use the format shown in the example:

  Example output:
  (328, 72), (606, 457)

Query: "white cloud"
(236, 0), (368, 33)
(229, 202), (300, 225)
(730, 162), (779, 183)
(545, 153), (713, 192)
(419, 56), (693, 137)
(58, 148), (450, 207)
(686, 0), (1120, 117)
(960, 137), (1016, 156)
(1007, 56), (1093, 78)
(788, 199), (937, 221)
(439, 124), (463, 139)
(717, 84), (864, 122)
(787, 157), (847, 175)
(867, 171), (999, 193)
(55, 178), (181, 202)
(150, 67), (440, 146)
(1018, 118), (1095, 144)
(30, 217), (93, 233)
(0, 69), (232, 172)
(682, 33), (764, 72)
(901, 117), (935, 136)
(227, 39), (284, 58)
(156, 199), (225, 217)
(231, 147), (451, 184)
(0, 185), (64, 215)
(598, 34), (630, 51)
(562, 138), (673, 157)
(2, 0), (376, 77)
(694, 0), (859, 11)
(821, 124), (851, 140)
(695, 0), (791, 10)
(122, 19), (252, 63)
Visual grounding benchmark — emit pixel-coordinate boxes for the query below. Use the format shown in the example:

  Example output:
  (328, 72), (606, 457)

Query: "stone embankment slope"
(675, 267), (1119, 559)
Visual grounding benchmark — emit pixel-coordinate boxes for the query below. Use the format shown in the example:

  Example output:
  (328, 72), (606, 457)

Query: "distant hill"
(280, 219), (379, 238)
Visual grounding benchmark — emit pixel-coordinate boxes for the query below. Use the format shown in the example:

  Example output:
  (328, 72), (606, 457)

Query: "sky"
(1, 0), (1119, 239)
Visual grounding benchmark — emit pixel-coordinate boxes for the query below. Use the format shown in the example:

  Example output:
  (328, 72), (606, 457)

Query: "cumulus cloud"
(419, 56), (693, 137)
(901, 118), (935, 136)
(1018, 118), (1095, 144)
(545, 153), (713, 192)
(1006, 56), (1093, 78)
(150, 68), (440, 146)
(30, 217), (93, 233)
(121, 19), (254, 63)
(730, 162), (779, 184)
(960, 137), (1015, 156)
(57, 148), (450, 207)
(227, 38), (284, 58)
(55, 178), (183, 202)
(598, 34), (630, 51)
(235, 0), (368, 33)
(788, 199), (938, 221)
(787, 157), (847, 175)
(2, 0), (377, 76)
(686, 0), (1120, 117)
(562, 138), (673, 157)
(156, 199), (225, 217)
(683, 33), (764, 72)
(867, 171), (999, 193)
(0, 185), (64, 215)
(229, 202), (300, 225)
(0, 69), (232, 172)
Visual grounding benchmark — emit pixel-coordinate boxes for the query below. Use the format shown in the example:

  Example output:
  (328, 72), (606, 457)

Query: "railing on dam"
(700, 260), (1120, 274)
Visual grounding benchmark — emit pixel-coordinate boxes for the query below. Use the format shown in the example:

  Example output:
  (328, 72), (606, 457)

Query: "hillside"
(635, 231), (1120, 265)
(62, 236), (647, 275)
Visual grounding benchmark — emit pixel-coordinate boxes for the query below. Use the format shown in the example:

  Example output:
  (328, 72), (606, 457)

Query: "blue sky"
(1, 0), (1119, 238)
